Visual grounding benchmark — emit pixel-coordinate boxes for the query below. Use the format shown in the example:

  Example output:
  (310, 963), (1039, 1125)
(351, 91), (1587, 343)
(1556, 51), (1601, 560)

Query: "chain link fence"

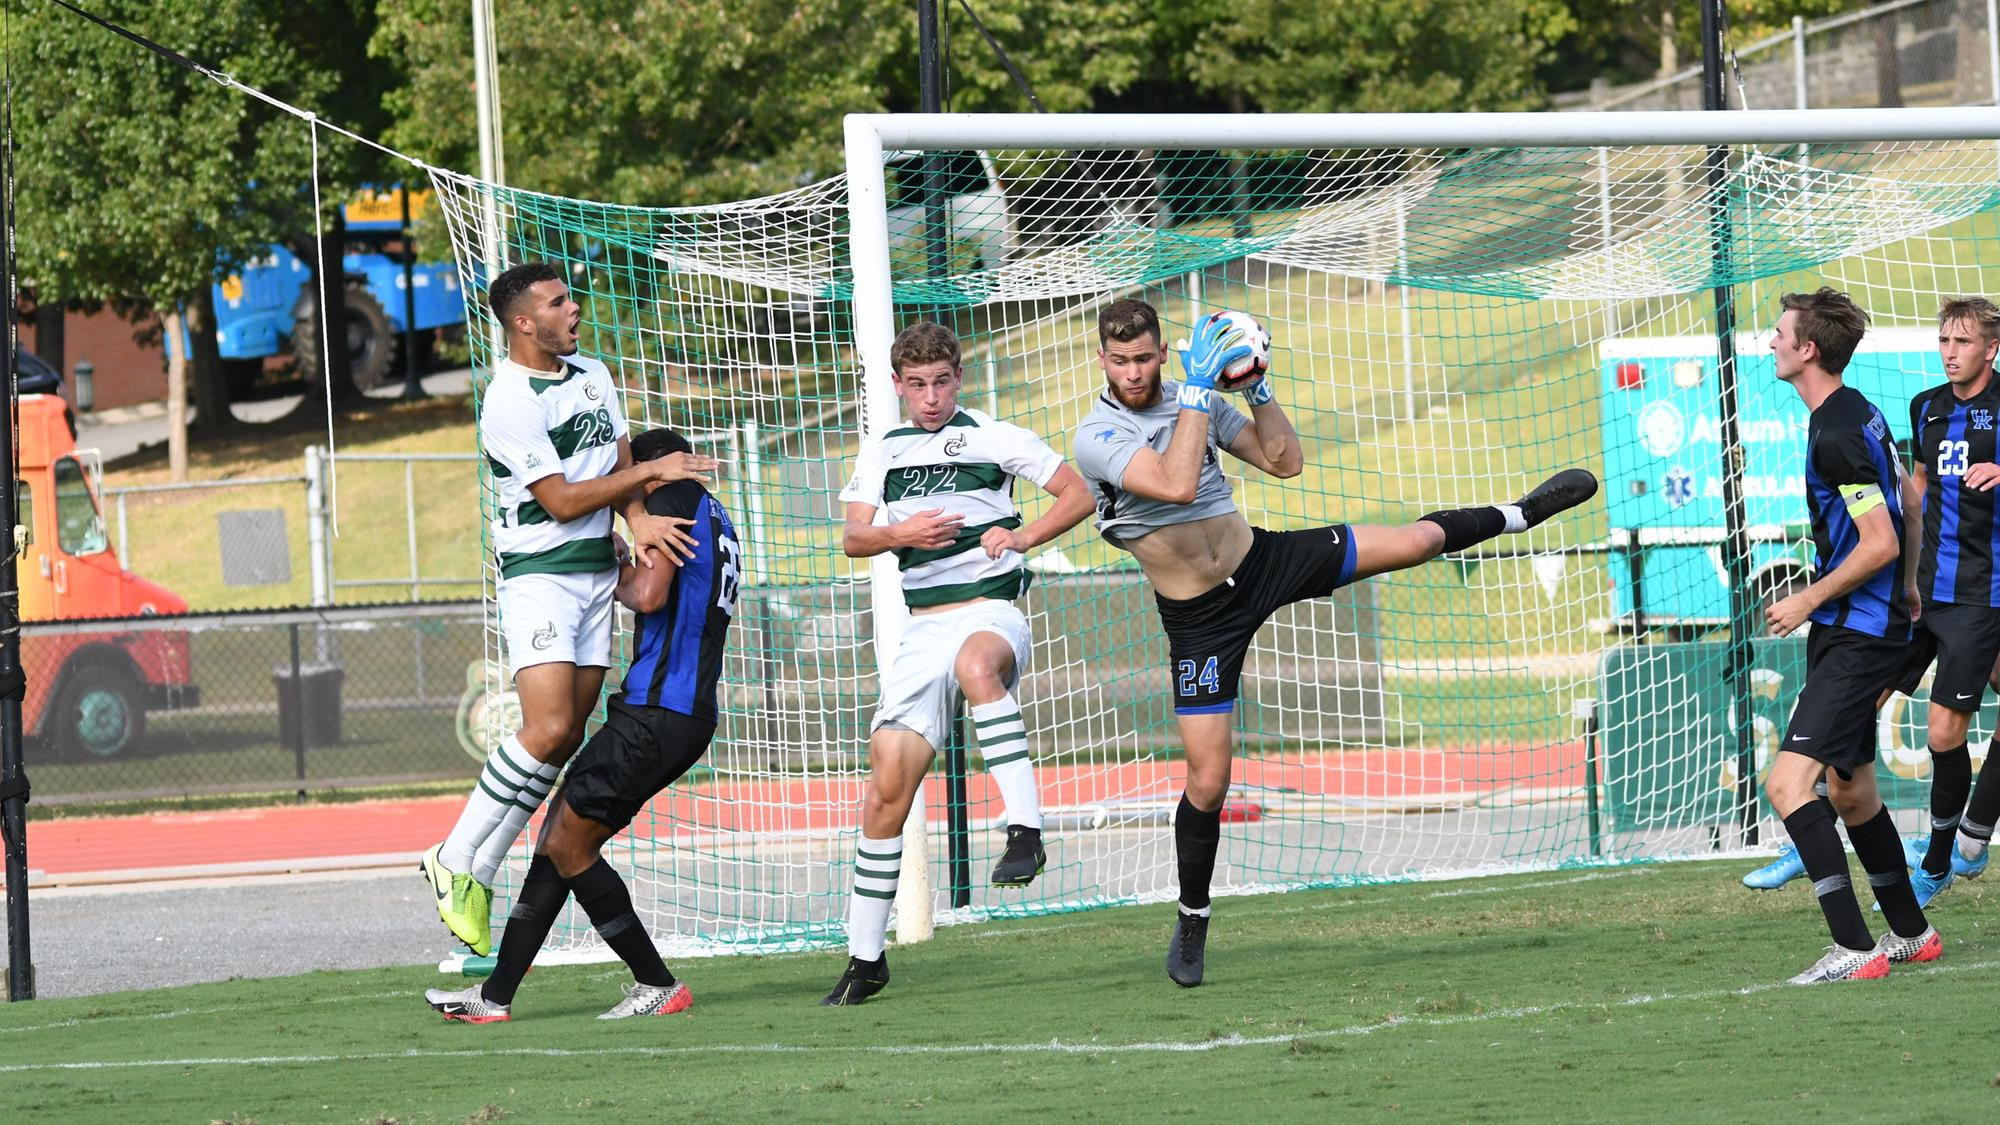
(21, 602), (486, 806)
(1556, 0), (1995, 113)
(103, 449), (483, 611)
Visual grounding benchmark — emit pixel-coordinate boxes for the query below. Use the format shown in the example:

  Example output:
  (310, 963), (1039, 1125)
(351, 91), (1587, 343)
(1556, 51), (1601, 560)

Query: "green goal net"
(429, 114), (2000, 960)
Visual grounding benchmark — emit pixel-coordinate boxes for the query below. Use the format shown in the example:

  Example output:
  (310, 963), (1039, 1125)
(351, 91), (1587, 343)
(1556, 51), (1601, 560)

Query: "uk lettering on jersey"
(1910, 380), (2000, 607)
(1805, 384), (1910, 638)
(621, 483), (738, 722)
(479, 354), (629, 579)
(838, 408), (1064, 608)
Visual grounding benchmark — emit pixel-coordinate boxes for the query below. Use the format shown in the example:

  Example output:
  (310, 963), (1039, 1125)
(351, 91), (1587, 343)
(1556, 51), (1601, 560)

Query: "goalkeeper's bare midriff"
(1125, 511), (1254, 600)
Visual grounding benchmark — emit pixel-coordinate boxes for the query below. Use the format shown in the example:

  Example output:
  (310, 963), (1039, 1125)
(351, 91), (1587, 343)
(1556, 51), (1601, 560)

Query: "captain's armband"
(1839, 482), (1885, 516)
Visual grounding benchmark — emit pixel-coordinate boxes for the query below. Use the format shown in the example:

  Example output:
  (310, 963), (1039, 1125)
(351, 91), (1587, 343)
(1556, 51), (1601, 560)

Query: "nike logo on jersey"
(1790, 735), (1812, 742)
(1329, 528), (1342, 545)
(1958, 692), (1977, 700)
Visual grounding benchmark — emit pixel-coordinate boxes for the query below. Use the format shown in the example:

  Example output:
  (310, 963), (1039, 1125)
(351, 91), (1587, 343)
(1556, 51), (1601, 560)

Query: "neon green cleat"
(420, 844), (493, 956)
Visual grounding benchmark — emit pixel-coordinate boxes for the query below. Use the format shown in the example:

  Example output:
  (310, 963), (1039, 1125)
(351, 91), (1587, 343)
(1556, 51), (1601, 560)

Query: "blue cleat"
(1902, 835), (1928, 871)
(1911, 866), (1955, 908)
(1954, 843), (1989, 879)
(1874, 865), (1955, 911)
(1743, 844), (1806, 890)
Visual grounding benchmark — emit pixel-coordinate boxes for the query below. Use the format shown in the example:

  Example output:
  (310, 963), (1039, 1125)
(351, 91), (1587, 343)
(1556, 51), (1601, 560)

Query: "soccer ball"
(1208, 310), (1271, 392)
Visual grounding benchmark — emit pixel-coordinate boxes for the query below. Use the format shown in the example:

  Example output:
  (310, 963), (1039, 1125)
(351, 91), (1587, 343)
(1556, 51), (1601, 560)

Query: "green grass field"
(7, 860), (1999, 1122)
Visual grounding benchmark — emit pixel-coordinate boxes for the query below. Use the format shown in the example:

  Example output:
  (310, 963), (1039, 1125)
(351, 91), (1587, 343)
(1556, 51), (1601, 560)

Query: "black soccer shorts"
(1781, 623), (1907, 773)
(1892, 600), (2000, 713)
(1153, 524), (1358, 715)
(561, 698), (716, 833)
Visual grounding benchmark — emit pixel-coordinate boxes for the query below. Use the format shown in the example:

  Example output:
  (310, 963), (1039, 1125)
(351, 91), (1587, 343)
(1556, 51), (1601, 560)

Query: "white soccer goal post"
(432, 105), (2000, 965)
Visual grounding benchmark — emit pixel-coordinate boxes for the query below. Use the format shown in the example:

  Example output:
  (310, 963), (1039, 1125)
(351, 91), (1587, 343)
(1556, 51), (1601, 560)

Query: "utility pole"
(2, 14), (35, 1001)
(1700, 0), (1758, 847)
(471, 0), (508, 364)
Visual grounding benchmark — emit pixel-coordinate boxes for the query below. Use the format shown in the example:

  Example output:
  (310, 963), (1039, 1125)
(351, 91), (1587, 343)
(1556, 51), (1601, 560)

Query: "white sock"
(439, 735), (539, 871)
(472, 758), (562, 885)
(1497, 503), (1527, 533)
(848, 833), (902, 960)
(972, 697), (1041, 830)
(1959, 824), (1991, 861)
(1180, 902), (1212, 918)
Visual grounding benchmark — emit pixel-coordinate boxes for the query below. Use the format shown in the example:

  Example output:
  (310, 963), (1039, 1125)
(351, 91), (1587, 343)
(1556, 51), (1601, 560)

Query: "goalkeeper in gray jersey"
(1071, 299), (1598, 988)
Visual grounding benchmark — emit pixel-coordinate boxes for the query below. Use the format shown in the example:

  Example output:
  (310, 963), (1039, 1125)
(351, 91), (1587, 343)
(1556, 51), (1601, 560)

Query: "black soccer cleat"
(1515, 468), (1599, 530)
(819, 953), (890, 1007)
(990, 825), (1046, 887)
(1166, 910), (1209, 988)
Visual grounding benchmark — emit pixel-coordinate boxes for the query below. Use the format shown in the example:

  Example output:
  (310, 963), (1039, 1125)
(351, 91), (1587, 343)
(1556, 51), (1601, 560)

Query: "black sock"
(568, 858), (673, 987)
(1418, 507), (1507, 553)
(1782, 800), (1872, 950)
(482, 854), (570, 1006)
(1175, 794), (1222, 912)
(1964, 737), (2000, 848)
(1923, 744), (1971, 877)
(1848, 804), (1927, 939)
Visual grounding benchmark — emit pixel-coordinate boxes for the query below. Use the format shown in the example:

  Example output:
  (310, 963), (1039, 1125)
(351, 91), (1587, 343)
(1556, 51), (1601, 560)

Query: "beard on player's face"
(1108, 370), (1161, 409)
(1101, 337), (1165, 409)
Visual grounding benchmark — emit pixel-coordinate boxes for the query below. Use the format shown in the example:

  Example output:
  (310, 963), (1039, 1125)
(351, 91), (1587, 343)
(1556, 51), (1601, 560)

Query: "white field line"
(4, 957), (1996, 1074)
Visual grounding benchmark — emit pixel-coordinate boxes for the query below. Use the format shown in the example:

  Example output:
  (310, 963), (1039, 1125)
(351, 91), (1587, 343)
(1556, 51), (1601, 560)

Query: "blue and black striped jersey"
(1910, 379), (2000, 608)
(1805, 384), (1910, 639)
(619, 481), (739, 721)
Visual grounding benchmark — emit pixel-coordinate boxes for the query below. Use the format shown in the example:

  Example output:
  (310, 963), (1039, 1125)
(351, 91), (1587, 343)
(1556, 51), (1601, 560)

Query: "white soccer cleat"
(426, 983), (511, 1023)
(598, 979), (692, 1019)
(1787, 943), (1890, 985)
(1873, 925), (1942, 965)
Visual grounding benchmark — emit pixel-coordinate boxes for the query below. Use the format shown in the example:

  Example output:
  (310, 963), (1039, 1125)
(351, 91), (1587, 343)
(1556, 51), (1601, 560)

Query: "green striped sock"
(972, 697), (1040, 829)
(848, 834), (902, 959)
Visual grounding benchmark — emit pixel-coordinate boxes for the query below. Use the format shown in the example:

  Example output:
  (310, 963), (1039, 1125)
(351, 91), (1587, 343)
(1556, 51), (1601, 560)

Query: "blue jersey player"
(428, 427), (740, 1022)
(1758, 288), (1938, 984)
(1893, 298), (2000, 897)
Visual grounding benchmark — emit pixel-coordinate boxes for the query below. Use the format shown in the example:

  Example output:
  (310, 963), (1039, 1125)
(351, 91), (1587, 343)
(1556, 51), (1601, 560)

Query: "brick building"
(18, 298), (168, 412)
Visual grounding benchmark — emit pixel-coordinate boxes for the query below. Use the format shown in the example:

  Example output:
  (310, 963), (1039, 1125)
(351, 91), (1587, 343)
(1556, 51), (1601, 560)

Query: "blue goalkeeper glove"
(1174, 313), (1253, 413)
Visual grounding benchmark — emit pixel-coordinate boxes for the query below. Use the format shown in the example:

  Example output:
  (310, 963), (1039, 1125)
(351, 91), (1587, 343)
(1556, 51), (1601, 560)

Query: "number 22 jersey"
(838, 408), (1063, 608)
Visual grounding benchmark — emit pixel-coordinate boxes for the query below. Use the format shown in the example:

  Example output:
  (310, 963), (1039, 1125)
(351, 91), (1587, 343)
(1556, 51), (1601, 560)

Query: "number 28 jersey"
(620, 481), (739, 722)
(480, 354), (629, 579)
(1910, 379), (2000, 607)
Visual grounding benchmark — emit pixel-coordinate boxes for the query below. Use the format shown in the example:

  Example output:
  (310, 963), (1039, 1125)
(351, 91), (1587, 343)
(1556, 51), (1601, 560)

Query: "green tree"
(371, 0), (1148, 205)
(1143, 0), (1577, 115)
(14, 1), (382, 476)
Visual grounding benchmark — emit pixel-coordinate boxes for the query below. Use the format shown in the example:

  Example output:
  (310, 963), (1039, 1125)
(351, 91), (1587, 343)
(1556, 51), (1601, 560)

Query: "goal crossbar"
(852, 107), (2000, 152)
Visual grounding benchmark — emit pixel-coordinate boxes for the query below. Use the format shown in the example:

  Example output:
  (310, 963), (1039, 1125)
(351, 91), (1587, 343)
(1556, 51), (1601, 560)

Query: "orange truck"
(15, 394), (195, 757)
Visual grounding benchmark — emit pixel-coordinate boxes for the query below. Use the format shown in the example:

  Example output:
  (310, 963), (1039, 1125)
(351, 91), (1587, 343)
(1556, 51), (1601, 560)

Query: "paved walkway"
(75, 368), (473, 463)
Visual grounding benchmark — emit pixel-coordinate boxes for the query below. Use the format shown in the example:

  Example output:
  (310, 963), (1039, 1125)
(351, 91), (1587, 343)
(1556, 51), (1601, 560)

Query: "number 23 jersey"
(621, 481), (739, 721)
(1910, 379), (2000, 608)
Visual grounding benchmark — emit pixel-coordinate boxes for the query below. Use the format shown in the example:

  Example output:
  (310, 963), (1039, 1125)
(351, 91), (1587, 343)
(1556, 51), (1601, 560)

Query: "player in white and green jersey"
(820, 321), (1095, 1006)
(421, 262), (715, 955)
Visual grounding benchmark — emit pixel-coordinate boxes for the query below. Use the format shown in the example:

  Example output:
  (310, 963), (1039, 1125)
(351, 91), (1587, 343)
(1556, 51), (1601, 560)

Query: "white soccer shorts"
(497, 568), (616, 676)
(870, 599), (1033, 750)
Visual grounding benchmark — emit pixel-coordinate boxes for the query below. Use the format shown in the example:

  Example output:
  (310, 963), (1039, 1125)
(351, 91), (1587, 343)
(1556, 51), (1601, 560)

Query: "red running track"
(10, 742), (1583, 884)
